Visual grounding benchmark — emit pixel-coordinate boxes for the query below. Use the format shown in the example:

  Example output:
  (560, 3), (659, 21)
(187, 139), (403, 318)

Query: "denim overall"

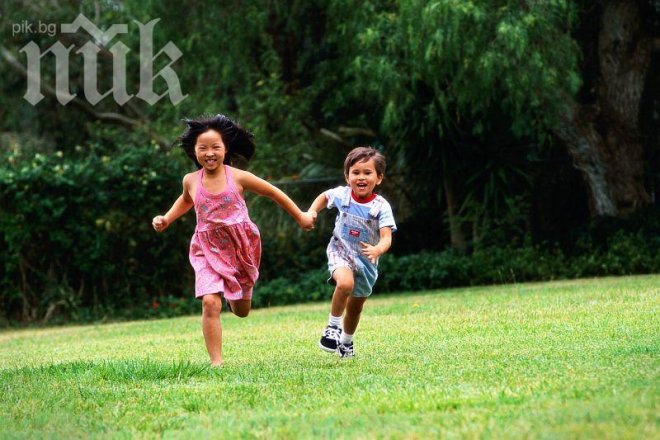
(326, 189), (384, 297)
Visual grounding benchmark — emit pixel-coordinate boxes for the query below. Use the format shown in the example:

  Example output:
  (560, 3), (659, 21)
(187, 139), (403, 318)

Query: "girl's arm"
(360, 227), (393, 264)
(153, 175), (194, 232)
(234, 169), (315, 230)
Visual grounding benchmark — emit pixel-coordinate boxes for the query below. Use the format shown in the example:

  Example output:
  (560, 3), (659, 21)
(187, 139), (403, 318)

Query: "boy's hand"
(152, 215), (169, 232)
(298, 212), (316, 231)
(360, 242), (382, 264)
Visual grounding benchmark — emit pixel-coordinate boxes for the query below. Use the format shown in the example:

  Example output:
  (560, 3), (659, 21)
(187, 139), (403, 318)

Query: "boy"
(307, 146), (396, 358)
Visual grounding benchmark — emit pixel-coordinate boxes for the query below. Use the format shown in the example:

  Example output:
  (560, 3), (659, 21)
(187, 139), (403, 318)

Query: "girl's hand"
(298, 212), (316, 231)
(152, 215), (169, 232)
(360, 242), (382, 264)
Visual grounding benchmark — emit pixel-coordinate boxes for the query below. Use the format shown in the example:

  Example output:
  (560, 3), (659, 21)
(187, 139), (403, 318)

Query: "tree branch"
(337, 126), (377, 138)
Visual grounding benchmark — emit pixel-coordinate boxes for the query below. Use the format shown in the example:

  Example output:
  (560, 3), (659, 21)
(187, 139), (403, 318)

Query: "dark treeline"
(1, 0), (658, 324)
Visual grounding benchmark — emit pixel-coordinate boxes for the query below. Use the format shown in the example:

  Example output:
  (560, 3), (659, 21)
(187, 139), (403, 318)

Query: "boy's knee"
(335, 278), (354, 295)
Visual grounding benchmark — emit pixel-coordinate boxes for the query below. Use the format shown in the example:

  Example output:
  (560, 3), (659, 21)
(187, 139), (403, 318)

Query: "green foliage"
(0, 1), (657, 325)
(0, 143), (194, 323)
(256, 220), (660, 302)
(252, 268), (328, 308)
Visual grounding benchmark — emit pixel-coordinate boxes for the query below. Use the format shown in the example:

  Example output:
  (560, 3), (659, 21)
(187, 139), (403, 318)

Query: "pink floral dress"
(189, 165), (261, 300)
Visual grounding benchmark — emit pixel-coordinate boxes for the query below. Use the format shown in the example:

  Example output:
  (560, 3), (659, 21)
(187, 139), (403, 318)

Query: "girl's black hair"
(179, 114), (255, 168)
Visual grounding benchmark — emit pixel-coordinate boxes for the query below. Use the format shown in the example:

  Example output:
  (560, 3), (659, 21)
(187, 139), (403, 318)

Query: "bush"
(254, 222), (660, 304)
(2, 143), (658, 325)
(0, 143), (195, 323)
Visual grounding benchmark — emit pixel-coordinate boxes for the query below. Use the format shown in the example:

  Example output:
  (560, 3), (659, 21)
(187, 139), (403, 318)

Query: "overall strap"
(368, 196), (384, 217)
(342, 186), (383, 217)
(341, 186), (352, 207)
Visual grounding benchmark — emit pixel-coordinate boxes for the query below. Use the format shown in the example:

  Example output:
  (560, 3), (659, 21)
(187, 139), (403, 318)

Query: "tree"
(554, 0), (659, 216)
(321, 0), (658, 254)
(323, 0), (584, 249)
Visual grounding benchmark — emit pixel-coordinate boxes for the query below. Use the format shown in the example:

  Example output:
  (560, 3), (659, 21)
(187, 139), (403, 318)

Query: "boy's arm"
(360, 227), (393, 264)
(153, 175), (194, 232)
(235, 169), (315, 230)
(307, 192), (328, 217)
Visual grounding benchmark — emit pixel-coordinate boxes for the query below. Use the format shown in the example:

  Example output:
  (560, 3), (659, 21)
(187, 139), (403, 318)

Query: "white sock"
(340, 332), (354, 345)
(328, 314), (342, 328)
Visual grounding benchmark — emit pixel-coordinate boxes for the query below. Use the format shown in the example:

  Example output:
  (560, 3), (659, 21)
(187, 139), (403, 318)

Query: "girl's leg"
(202, 293), (223, 366)
(343, 296), (367, 335)
(331, 267), (355, 316)
(227, 299), (252, 317)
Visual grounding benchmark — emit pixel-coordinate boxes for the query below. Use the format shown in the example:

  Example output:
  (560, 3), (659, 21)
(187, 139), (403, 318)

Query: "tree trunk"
(554, 0), (655, 216)
(443, 172), (467, 253)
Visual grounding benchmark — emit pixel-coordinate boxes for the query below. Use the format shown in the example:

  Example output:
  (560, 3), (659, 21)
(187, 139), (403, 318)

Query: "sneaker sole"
(318, 341), (338, 353)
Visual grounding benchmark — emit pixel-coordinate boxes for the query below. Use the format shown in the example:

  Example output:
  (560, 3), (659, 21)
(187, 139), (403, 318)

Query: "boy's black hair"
(179, 114), (255, 168)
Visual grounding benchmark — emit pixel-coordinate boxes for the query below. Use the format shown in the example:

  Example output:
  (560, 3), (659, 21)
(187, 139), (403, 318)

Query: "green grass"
(1, 275), (658, 439)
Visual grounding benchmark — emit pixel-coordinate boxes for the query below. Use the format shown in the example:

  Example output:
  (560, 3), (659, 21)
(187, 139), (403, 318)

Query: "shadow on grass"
(1, 359), (216, 382)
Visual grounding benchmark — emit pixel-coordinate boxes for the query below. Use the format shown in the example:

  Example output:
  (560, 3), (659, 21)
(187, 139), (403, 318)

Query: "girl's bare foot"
(210, 361), (223, 368)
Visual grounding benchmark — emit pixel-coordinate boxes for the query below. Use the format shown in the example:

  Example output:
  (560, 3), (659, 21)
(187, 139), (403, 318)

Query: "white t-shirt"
(325, 186), (397, 232)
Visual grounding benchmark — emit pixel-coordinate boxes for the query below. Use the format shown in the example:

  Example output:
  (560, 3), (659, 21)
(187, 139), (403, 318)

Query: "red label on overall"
(349, 229), (361, 237)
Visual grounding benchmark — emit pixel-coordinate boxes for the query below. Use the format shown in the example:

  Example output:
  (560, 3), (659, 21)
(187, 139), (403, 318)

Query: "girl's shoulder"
(182, 170), (200, 186)
(228, 166), (261, 186)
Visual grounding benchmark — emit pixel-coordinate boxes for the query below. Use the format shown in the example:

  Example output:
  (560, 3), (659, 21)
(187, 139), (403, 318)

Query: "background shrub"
(0, 144), (194, 323)
(1, 145), (658, 325)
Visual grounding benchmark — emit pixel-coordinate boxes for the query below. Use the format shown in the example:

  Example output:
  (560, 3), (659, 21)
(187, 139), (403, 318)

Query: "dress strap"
(224, 165), (238, 192)
(195, 168), (205, 201)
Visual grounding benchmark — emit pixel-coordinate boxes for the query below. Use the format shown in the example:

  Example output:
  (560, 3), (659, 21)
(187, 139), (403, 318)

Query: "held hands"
(152, 215), (170, 232)
(360, 242), (383, 264)
(298, 210), (317, 231)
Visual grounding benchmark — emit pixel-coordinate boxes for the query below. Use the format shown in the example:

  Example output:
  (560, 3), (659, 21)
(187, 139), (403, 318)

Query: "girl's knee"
(228, 299), (251, 318)
(202, 295), (222, 316)
(234, 309), (249, 318)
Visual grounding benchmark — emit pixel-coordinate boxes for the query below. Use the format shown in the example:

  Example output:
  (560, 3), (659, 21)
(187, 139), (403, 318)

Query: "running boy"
(307, 146), (396, 358)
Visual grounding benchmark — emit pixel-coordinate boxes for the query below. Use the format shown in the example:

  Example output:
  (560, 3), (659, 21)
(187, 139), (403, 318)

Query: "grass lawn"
(1, 275), (658, 439)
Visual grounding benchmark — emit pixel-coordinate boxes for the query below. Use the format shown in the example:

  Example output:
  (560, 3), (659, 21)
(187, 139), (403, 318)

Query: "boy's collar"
(351, 190), (377, 203)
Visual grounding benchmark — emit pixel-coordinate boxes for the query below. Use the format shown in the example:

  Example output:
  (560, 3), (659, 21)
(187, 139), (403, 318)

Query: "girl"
(153, 114), (315, 366)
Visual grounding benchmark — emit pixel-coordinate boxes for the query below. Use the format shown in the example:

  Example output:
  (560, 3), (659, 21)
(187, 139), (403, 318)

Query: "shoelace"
(323, 326), (341, 340)
(338, 343), (354, 357)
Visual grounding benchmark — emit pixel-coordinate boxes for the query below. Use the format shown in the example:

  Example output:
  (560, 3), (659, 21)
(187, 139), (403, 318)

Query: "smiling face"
(346, 158), (383, 199)
(194, 129), (226, 172)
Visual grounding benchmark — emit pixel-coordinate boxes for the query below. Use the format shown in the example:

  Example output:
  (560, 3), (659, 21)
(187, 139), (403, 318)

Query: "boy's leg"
(201, 293), (223, 366)
(343, 296), (367, 335)
(319, 267), (354, 352)
(330, 267), (354, 316)
(337, 296), (367, 359)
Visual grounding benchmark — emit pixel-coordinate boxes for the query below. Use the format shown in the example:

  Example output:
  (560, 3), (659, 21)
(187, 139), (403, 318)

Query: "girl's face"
(346, 158), (383, 198)
(194, 129), (226, 172)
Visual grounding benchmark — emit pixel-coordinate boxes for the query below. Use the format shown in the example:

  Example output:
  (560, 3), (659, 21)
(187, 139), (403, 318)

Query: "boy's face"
(346, 158), (383, 199)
